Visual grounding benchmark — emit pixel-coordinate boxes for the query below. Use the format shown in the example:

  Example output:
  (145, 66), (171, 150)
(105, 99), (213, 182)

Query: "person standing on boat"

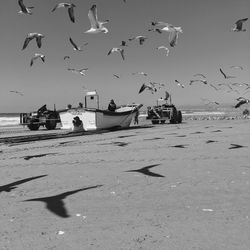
(108, 99), (117, 111)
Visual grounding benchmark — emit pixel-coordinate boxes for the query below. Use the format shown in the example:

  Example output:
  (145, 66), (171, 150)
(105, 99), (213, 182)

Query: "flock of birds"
(11, 0), (250, 109)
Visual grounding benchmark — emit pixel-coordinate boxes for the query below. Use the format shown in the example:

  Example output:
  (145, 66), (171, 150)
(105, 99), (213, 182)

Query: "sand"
(0, 119), (250, 250)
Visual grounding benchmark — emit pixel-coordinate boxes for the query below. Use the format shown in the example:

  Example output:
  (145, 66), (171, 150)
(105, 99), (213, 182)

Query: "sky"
(0, 0), (249, 112)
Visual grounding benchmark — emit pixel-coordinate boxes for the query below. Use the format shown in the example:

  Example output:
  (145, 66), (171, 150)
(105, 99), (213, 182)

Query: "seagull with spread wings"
(10, 90), (24, 96)
(51, 3), (76, 23)
(219, 68), (236, 79)
(68, 68), (88, 76)
(129, 36), (147, 45)
(69, 37), (88, 51)
(22, 33), (45, 50)
(151, 22), (183, 47)
(30, 53), (45, 66)
(174, 80), (185, 88)
(156, 46), (169, 56)
(235, 98), (249, 108)
(138, 83), (157, 94)
(85, 4), (109, 34)
(231, 18), (248, 32)
(107, 48), (125, 60)
(18, 0), (34, 15)
(189, 79), (208, 85)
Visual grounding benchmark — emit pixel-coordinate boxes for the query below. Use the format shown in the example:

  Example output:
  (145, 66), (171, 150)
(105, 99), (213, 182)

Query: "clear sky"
(0, 0), (249, 112)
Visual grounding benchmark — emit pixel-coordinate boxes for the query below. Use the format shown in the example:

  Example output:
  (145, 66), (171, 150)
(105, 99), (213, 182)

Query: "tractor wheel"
(160, 120), (166, 124)
(27, 118), (40, 131)
(152, 120), (159, 124)
(45, 113), (57, 130)
(177, 111), (182, 123)
(170, 108), (178, 124)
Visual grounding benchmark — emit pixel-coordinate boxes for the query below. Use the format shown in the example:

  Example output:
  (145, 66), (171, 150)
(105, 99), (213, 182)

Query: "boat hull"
(59, 105), (143, 131)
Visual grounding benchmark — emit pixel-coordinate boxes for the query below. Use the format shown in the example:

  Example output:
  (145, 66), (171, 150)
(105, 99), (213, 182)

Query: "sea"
(0, 104), (244, 128)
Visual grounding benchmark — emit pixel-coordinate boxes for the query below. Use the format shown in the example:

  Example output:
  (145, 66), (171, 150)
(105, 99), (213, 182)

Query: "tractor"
(146, 98), (182, 124)
(20, 104), (61, 131)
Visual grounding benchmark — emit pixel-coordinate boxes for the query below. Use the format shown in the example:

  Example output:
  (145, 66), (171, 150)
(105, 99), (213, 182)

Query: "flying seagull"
(63, 55), (70, 60)
(23, 186), (102, 218)
(107, 48), (125, 60)
(125, 164), (164, 178)
(85, 4), (109, 34)
(174, 80), (185, 88)
(152, 22), (183, 47)
(22, 33), (45, 50)
(156, 46), (169, 56)
(219, 68), (236, 79)
(30, 53), (45, 66)
(148, 28), (162, 34)
(51, 3), (76, 23)
(230, 66), (243, 70)
(132, 71), (148, 76)
(9, 90), (24, 96)
(113, 74), (120, 79)
(129, 36), (147, 45)
(18, 0), (34, 14)
(69, 37), (87, 51)
(120, 40), (128, 47)
(68, 68), (88, 76)
(193, 73), (206, 78)
(231, 18), (248, 32)
(138, 83), (157, 94)
(235, 98), (249, 108)
(189, 79), (208, 85)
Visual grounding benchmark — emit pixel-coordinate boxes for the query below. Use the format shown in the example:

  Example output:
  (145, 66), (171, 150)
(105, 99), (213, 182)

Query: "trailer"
(20, 104), (61, 131)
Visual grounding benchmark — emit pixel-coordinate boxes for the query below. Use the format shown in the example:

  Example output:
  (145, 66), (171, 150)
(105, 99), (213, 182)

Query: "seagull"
(148, 28), (162, 34)
(23, 186), (102, 218)
(132, 72), (148, 76)
(107, 48), (125, 60)
(156, 46), (169, 56)
(174, 80), (185, 88)
(193, 73), (206, 78)
(113, 74), (120, 79)
(69, 37), (87, 51)
(120, 40), (128, 47)
(138, 83), (157, 94)
(125, 164), (164, 178)
(63, 55), (70, 60)
(51, 3), (76, 23)
(18, 0), (34, 15)
(30, 53), (45, 66)
(9, 90), (24, 96)
(22, 33), (45, 50)
(129, 36), (147, 45)
(85, 4), (109, 34)
(68, 68), (88, 76)
(235, 98), (249, 108)
(219, 68), (236, 79)
(209, 83), (219, 91)
(189, 79), (208, 85)
(230, 66), (243, 70)
(152, 22), (183, 47)
(231, 18), (248, 32)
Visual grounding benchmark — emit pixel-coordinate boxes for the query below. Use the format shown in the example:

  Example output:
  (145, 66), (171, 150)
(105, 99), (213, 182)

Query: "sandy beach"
(0, 118), (250, 250)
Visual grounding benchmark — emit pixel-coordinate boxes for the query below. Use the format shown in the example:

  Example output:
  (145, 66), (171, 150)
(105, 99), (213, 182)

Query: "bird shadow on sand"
(190, 131), (204, 134)
(169, 144), (188, 148)
(117, 135), (135, 139)
(211, 130), (222, 133)
(0, 175), (47, 193)
(125, 164), (164, 177)
(23, 185), (103, 218)
(23, 153), (57, 160)
(228, 144), (247, 149)
(206, 140), (218, 143)
(143, 137), (164, 141)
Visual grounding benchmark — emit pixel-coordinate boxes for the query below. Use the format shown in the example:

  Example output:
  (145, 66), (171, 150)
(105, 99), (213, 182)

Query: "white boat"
(58, 91), (143, 131)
